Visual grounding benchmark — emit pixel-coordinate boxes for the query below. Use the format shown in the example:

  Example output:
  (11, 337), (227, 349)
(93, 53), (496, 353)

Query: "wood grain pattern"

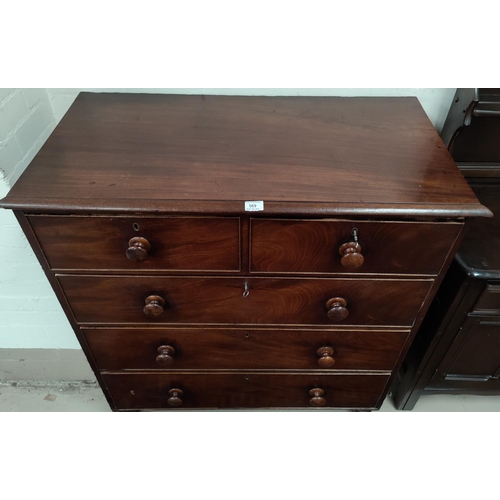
(0, 93), (489, 218)
(83, 327), (409, 371)
(251, 219), (462, 275)
(103, 372), (390, 410)
(58, 275), (432, 327)
(28, 215), (240, 272)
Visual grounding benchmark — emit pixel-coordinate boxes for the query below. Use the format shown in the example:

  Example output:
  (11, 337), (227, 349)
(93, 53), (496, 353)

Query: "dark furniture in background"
(0, 93), (489, 411)
(392, 89), (500, 410)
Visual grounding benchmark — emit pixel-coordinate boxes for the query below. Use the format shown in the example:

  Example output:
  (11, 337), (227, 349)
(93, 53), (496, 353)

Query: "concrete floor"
(1, 380), (500, 411)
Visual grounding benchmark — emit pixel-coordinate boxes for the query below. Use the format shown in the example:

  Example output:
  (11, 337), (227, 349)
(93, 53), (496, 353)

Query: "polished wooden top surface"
(0, 92), (490, 217)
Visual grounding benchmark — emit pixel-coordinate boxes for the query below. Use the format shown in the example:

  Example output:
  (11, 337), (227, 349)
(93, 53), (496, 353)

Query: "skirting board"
(0, 349), (96, 381)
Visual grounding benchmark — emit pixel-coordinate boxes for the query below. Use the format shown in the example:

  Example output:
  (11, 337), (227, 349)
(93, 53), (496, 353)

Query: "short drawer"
(103, 372), (390, 410)
(472, 284), (500, 314)
(28, 215), (240, 272)
(250, 219), (461, 275)
(84, 327), (409, 371)
(59, 275), (432, 327)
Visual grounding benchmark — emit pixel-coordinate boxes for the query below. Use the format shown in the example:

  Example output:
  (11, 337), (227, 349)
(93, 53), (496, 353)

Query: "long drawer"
(59, 276), (432, 326)
(84, 327), (409, 371)
(28, 215), (240, 272)
(250, 219), (461, 275)
(103, 373), (390, 410)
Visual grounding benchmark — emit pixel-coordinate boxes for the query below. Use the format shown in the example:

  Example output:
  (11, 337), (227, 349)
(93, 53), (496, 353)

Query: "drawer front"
(103, 373), (390, 410)
(437, 316), (500, 382)
(84, 328), (409, 371)
(472, 284), (500, 314)
(60, 276), (432, 327)
(28, 215), (240, 271)
(250, 219), (461, 275)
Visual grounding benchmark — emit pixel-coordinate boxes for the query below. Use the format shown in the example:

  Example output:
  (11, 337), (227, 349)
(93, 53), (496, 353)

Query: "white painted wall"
(1, 88), (456, 349)
(0, 89), (81, 348)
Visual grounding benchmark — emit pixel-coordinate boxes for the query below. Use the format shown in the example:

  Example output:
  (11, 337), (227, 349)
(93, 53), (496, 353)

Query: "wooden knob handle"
(326, 297), (349, 321)
(156, 345), (175, 365)
(167, 388), (183, 407)
(317, 346), (335, 367)
(143, 295), (165, 317)
(339, 241), (364, 269)
(309, 388), (326, 407)
(126, 237), (151, 262)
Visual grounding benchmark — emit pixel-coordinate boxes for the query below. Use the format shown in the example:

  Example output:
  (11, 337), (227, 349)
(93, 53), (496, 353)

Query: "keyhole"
(244, 333), (250, 338)
(133, 223), (140, 231)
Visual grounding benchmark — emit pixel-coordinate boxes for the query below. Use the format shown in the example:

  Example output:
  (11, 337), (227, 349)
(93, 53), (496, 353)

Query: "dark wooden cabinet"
(392, 89), (500, 409)
(438, 316), (500, 382)
(0, 93), (489, 411)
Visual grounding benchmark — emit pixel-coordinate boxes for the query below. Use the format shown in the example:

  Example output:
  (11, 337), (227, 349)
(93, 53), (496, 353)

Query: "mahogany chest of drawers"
(0, 93), (489, 411)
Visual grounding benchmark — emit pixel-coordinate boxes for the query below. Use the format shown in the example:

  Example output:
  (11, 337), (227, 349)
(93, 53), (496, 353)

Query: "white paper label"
(245, 200), (264, 212)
